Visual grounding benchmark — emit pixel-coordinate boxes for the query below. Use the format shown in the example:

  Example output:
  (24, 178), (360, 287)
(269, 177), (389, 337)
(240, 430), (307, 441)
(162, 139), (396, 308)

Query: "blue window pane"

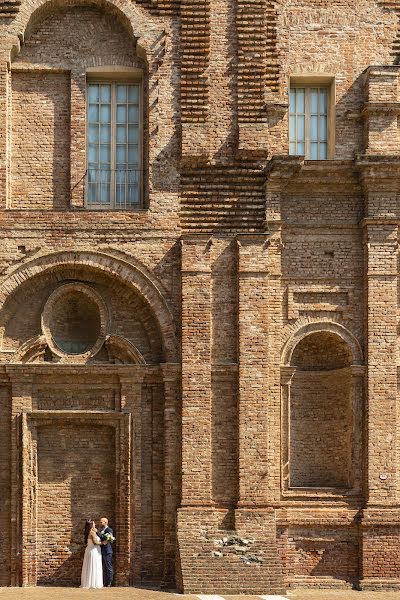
(310, 143), (318, 160)
(88, 124), (99, 143)
(117, 85), (127, 102)
(100, 105), (111, 123)
(88, 85), (99, 103)
(297, 116), (305, 143)
(127, 185), (139, 205)
(116, 144), (126, 163)
(100, 125), (111, 143)
(319, 89), (328, 113)
(128, 145), (139, 164)
(117, 105), (127, 123)
(88, 144), (98, 163)
(117, 125), (126, 143)
(289, 115), (296, 142)
(99, 170), (110, 184)
(88, 168), (98, 183)
(87, 183), (97, 203)
(88, 105), (99, 122)
(128, 127), (139, 143)
(100, 85), (111, 103)
(311, 89), (318, 114)
(128, 106), (139, 123)
(100, 144), (111, 163)
(128, 85), (139, 103)
(289, 89), (296, 113)
(310, 116), (318, 142)
(319, 116), (327, 141)
(289, 142), (296, 155)
(128, 126), (139, 144)
(297, 142), (305, 156)
(100, 183), (110, 203)
(296, 89), (305, 113)
(319, 143), (328, 159)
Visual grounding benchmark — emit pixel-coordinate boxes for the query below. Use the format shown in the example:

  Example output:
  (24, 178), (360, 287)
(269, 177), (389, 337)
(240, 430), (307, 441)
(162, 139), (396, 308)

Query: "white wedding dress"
(80, 533), (103, 589)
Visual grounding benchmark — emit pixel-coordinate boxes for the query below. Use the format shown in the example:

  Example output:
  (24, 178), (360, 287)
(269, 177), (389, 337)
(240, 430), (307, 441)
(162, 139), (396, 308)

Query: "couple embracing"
(81, 517), (115, 589)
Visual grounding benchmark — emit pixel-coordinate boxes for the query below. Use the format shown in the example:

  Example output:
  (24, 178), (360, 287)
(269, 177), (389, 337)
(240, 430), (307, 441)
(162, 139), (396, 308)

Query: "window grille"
(86, 82), (141, 209)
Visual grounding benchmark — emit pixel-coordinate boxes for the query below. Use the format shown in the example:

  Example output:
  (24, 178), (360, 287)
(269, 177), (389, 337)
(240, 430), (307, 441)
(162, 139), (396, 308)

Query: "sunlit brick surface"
(1, 0), (400, 595)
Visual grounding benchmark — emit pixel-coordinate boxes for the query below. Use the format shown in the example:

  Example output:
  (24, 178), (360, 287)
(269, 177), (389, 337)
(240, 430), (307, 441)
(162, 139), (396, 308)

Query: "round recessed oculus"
(42, 283), (108, 359)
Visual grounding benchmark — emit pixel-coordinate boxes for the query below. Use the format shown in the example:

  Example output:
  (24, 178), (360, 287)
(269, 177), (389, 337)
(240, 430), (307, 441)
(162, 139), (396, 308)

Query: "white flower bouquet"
(102, 532), (115, 544)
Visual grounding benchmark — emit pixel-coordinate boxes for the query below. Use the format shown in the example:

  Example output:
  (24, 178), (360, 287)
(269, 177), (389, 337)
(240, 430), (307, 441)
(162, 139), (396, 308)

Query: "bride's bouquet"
(102, 532), (115, 544)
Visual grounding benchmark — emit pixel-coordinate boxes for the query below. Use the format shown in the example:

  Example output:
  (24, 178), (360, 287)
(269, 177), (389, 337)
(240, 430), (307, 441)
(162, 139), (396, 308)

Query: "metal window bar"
(86, 82), (141, 209)
(86, 168), (141, 209)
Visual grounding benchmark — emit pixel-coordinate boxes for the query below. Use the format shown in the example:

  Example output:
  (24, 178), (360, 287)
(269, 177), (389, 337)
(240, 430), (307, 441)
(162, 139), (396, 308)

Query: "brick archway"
(8, 0), (163, 62)
(280, 320), (364, 496)
(281, 320), (363, 367)
(0, 250), (178, 363)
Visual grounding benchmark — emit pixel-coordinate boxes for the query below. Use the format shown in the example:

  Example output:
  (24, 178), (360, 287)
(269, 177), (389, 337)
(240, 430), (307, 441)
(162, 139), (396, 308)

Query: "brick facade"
(0, 0), (400, 594)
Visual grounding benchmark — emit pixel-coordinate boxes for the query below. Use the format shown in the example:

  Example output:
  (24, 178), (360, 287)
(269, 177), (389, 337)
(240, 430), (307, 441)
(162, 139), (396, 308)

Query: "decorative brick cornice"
(378, 1), (400, 62)
(180, 163), (266, 232)
(0, 0), (21, 18)
(180, 0), (210, 123)
(356, 154), (400, 189)
(236, 0), (279, 125)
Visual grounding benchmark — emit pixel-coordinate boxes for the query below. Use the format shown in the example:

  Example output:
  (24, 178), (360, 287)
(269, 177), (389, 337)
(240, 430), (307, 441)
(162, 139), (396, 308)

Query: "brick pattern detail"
(2, 0), (400, 594)
(180, 0), (210, 122)
(0, 0), (20, 18)
(11, 72), (71, 209)
(180, 164), (265, 231)
(236, 0), (279, 123)
(378, 2), (400, 62)
(177, 508), (284, 594)
(36, 423), (116, 585)
(134, 0), (179, 15)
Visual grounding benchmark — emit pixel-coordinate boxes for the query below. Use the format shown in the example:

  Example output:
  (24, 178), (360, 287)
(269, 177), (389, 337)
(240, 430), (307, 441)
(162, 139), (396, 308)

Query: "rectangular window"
(87, 82), (141, 209)
(289, 86), (329, 160)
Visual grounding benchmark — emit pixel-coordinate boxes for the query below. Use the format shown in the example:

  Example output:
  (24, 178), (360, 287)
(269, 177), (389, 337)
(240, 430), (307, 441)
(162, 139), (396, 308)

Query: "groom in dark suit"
(98, 516), (114, 587)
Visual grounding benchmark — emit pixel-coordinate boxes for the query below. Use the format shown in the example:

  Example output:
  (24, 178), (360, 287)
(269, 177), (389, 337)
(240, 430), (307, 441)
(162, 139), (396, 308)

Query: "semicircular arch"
(8, 0), (163, 62)
(281, 320), (363, 367)
(0, 250), (178, 362)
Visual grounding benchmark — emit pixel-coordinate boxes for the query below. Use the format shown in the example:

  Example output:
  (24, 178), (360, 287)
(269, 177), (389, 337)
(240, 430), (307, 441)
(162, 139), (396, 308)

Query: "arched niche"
(281, 323), (364, 494)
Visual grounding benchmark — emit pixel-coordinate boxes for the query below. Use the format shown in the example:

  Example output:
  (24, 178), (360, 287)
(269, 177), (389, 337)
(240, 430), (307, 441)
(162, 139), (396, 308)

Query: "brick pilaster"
(180, 236), (213, 506)
(160, 363), (181, 586)
(237, 234), (269, 506)
(6, 369), (33, 587)
(119, 373), (145, 584)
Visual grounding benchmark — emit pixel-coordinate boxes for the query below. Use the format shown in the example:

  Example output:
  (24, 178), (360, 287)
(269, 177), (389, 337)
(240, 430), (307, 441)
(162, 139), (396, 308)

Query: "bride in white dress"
(81, 520), (103, 589)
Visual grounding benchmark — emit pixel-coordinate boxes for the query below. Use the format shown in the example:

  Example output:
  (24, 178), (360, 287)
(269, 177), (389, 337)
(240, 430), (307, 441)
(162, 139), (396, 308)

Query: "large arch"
(8, 0), (164, 63)
(0, 250), (178, 362)
(282, 319), (363, 367)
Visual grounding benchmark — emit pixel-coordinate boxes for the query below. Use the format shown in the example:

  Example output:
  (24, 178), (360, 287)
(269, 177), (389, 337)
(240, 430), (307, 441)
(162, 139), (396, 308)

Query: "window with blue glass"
(289, 86), (329, 160)
(87, 82), (141, 209)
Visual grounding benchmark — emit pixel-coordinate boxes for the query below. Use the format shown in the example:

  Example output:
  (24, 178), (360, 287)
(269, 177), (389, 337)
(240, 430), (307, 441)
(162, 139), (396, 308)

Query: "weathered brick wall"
(11, 72), (71, 209)
(290, 370), (352, 488)
(0, 0), (400, 593)
(36, 423), (116, 585)
(0, 381), (11, 586)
